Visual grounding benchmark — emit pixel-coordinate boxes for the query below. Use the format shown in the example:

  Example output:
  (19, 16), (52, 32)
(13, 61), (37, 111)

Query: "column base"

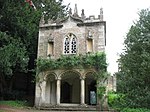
(80, 103), (87, 107)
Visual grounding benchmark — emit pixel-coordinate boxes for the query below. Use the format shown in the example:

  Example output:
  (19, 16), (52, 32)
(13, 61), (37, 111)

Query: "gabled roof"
(58, 15), (83, 24)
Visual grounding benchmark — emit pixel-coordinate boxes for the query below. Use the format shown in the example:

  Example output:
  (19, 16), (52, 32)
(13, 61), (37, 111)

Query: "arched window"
(63, 33), (77, 54)
(64, 37), (70, 54)
(71, 37), (77, 54)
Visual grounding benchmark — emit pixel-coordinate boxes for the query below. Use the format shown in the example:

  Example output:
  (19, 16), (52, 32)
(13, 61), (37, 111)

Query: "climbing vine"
(36, 52), (109, 108)
(36, 52), (107, 73)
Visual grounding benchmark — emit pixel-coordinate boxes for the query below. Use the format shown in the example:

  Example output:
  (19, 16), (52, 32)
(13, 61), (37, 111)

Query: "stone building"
(35, 5), (110, 110)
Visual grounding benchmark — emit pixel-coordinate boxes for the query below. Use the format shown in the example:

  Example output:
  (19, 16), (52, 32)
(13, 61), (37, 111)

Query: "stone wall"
(37, 15), (106, 59)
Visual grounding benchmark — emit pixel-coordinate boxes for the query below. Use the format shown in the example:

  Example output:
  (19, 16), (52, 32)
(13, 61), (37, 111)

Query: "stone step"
(39, 105), (97, 111)
(38, 106), (115, 112)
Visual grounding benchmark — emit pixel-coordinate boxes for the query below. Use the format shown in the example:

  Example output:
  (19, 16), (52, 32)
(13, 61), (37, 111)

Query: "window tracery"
(63, 33), (77, 54)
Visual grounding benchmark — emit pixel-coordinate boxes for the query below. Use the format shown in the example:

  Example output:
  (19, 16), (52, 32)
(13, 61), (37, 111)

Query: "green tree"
(117, 9), (150, 108)
(0, 0), (68, 69)
(0, 32), (29, 98)
(0, 0), (68, 99)
(33, 0), (69, 22)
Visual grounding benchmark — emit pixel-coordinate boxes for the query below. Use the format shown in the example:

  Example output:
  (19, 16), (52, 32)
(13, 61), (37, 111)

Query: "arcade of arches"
(38, 69), (97, 106)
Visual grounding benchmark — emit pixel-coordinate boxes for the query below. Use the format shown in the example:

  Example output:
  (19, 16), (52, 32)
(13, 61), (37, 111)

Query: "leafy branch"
(36, 52), (107, 73)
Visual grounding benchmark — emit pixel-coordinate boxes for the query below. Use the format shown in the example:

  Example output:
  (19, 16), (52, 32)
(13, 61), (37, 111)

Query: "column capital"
(55, 77), (61, 80)
(80, 76), (85, 80)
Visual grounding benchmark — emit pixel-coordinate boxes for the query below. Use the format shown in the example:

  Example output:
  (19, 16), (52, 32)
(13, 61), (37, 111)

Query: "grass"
(0, 100), (28, 108)
(0, 110), (6, 112)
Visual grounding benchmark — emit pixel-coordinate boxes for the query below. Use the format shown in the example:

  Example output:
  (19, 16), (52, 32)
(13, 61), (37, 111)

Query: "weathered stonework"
(35, 6), (115, 111)
(37, 10), (106, 59)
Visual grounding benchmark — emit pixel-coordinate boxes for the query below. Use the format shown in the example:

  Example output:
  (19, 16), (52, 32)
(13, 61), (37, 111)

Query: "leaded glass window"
(63, 33), (77, 54)
(71, 37), (77, 54)
(64, 37), (70, 54)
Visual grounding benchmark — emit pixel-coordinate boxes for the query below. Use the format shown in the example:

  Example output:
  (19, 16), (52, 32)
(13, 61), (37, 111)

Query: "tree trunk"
(9, 74), (16, 93)
(0, 73), (7, 100)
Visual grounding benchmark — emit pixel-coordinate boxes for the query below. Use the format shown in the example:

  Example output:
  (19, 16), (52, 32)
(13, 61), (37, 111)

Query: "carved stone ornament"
(47, 34), (54, 42)
(87, 30), (93, 39)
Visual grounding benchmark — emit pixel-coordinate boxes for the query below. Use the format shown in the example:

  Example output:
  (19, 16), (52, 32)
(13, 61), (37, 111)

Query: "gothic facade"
(35, 5), (112, 110)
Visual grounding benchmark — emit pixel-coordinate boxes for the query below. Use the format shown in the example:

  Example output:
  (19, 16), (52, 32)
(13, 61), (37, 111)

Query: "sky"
(63, 0), (150, 74)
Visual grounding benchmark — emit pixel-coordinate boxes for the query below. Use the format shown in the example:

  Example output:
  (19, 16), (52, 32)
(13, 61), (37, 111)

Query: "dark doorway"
(85, 73), (97, 105)
(89, 81), (96, 105)
(90, 81), (96, 91)
(61, 82), (71, 103)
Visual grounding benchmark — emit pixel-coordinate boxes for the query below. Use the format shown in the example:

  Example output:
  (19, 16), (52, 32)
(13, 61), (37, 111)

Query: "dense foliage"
(108, 91), (125, 110)
(0, 32), (28, 75)
(37, 52), (107, 73)
(0, 0), (68, 100)
(33, 0), (69, 22)
(116, 8), (150, 108)
(120, 108), (150, 112)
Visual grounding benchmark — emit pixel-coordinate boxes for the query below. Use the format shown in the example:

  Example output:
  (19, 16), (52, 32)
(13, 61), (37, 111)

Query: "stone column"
(80, 78), (85, 105)
(56, 78), (61, 105)
(41, 81), (46, 103)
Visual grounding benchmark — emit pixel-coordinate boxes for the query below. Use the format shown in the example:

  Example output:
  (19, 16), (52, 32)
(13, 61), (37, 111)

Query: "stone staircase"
(40, 105), (96, 111)
(39, 105), (115, 111)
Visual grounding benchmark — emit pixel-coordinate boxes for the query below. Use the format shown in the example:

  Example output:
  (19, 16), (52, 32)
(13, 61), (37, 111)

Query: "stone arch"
(60, 70), (81, 78)
(60, 70), (81, 104)
(85, 71), (97, 105)
(84, 70), (96, 78)
(44, 72), (57, 80)
(44, 72), (57, 105)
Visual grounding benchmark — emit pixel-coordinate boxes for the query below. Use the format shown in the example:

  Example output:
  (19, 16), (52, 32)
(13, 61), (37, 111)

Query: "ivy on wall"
(36, 52), (109, 108)
(36, 52), (107, 73)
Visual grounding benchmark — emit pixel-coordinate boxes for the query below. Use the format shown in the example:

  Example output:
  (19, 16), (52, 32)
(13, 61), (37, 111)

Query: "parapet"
(39, 4), (104, 27)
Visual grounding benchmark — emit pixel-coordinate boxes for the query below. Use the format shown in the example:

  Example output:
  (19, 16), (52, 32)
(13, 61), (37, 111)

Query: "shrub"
(108, 91), (118, 107)
(108, 91), (126, 110)
(120, 108), (150, 112)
